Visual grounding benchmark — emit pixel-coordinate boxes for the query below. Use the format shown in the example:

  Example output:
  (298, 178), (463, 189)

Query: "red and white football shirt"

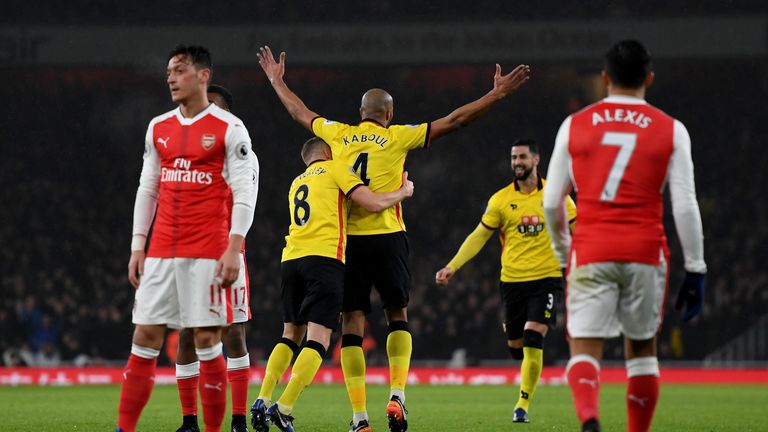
(132, 104), (258, 259)
(544, 95), (705, 273)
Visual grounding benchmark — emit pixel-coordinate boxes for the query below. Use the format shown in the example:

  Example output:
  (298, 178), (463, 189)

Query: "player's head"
(166, 45), (212, 104)
(301, 137), (332, 166)
(360, 88), (394, 126)
(603, 40), (654, 90)
(207, 84), (233, 112)
(510, 139), (540, 181)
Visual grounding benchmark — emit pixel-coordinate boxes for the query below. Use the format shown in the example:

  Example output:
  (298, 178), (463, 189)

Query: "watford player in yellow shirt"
(251, 137), (414, 432)
(257, 45), (530, 432)
(436, 139), (576, 424)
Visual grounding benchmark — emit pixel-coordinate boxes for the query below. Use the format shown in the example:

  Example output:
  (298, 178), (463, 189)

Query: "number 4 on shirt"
(352, 152), (371, 186)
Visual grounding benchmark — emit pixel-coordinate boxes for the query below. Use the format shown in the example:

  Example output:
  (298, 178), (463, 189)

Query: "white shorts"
(566, 253), (668, 340)
(132, 254), (250, 328)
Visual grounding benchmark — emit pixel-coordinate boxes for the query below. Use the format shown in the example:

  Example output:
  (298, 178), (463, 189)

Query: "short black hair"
(511, 138), (539, 155)
(604, 40), (652, 88)
(207, 84), (233, 111)
(301, 137), (330, 165)
(168, 44), (212, 70)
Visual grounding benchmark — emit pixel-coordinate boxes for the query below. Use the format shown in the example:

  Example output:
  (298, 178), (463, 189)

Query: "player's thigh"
(617, 258), (668, 340)
(524, 277), (562, 331)
(176, 258), (229, 328)
(300, 256), (345, 331)
(343, 235), (374, 314)
(133, 257), (181, 327)
(281, 258), (308, 325)
(370, 232), (411, 310)
(500, 282), (527, 340)
(229, 253), (250, 324)
(567, 262), (622, 339)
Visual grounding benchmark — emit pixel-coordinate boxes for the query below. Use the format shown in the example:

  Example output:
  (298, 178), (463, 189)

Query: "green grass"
(0, 383), (766, 431)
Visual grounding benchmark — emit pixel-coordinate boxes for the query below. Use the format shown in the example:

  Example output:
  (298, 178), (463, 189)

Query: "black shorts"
(500, 277), (562, 340)
(281, 256), (344, 330)
(343, 232), (410, 314)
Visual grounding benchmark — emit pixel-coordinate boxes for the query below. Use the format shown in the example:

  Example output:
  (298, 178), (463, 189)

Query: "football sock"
(197, 343), (227, 432)
(626, 357), (660, 432)
(386, 321), (412, 401)
(258, 338), (298, 402)
(227, 354), (250, 416)
(117, 345), (159, 432)
(515, 330), (544, 412)
(341, 334), (368, 418)
(276, 341), (326, 414)
(566, 354), (601, 424)
(176, 361), (200, 417)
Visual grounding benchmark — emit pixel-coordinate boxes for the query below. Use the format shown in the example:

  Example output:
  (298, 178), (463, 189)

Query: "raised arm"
(429, 64), (530, 142)
(257, 46), (319, 131)
(349, 172), (414, 213)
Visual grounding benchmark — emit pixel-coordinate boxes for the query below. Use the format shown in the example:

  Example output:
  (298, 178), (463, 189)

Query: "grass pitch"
(0, 383), (766, 431)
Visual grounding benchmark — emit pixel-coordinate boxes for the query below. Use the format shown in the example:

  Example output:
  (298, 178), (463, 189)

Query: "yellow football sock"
(515, 346), (543, 411)
(387, 329), (412, 395)
(341, 346), (367, 415)
(276, 346), (323, 413)
(258, 342), (295, 402)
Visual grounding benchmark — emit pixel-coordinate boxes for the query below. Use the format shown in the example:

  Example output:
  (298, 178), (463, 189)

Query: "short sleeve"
(311, 117), (348, 154)
(328, 160), (365, 196)
(480, 195), (500, 230)
(390, 123), (430, 151)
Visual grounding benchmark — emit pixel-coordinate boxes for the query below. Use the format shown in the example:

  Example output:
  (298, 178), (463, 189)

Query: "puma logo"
(209, 308), (221, 317)
(203, 382), (223, 391)
(237, 308), (247, 315)
(123, 369), (130, 380)
(578, 378), (598, 388)
(157, 136), (170, 148)
(628, 394), (648, 407)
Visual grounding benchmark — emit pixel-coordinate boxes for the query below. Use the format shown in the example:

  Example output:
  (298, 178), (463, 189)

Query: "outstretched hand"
(401, 171), (414, 198)
(257, 46), (286, 85)
(492, 64), (531, 98)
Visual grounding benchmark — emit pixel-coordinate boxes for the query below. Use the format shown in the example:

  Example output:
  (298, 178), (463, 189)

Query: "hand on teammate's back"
(675, 272), (706, 322)
(492, 64), (531, 98)
(128, 250), (146, 288)
(257, 46), (285, 84)
(435, 267), (455, 286)
(400, 171), (414, 199)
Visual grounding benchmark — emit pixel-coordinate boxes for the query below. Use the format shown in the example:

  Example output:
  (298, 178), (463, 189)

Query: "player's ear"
(600, 70), (610, 87)
(199, 68), (212, 85)
(644, 71), (655, 89)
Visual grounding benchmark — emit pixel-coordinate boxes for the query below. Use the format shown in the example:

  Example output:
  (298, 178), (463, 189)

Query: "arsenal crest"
(201, 133), (216, 150)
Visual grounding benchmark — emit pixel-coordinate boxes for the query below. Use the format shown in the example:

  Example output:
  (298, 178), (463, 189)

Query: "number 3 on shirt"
(600, 132), (637, 201)
(352, 153), (371, 186)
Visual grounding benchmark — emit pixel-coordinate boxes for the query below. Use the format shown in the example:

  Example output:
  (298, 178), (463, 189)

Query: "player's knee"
(132, 325), (164, 350)
(223, 325), (247, 357)
(193, 327), (221, 348)
(523, 329), (544, 349)
(509, 346), (524, 360)
(388, 320), (410, 334)
(341, 333), (364, 348)
(178, 328), (196, 351)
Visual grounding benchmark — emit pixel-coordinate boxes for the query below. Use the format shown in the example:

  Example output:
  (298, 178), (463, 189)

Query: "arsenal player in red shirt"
(544, 40), (706, 432)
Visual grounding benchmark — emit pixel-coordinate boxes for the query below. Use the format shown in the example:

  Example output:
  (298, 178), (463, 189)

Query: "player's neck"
(607, 86), (645, 99)
(516, 172), (539, 194)
(179, 94), (210, 119)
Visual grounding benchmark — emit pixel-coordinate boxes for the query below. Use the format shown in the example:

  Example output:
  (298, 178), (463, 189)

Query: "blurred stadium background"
(1, 1), (767, 375)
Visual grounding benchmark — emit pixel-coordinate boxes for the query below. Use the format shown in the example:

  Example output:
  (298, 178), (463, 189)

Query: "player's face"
(510, 146), (538, 181)
(208, 92), (230, 112)
(166, 54), (207, 104)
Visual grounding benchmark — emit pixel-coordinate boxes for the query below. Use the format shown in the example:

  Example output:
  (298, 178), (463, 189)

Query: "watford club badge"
(201, 133), (216, 150)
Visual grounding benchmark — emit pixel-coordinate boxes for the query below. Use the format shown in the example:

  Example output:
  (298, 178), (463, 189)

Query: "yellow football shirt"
(481, 177), (577, 282)
(281, 159), (364, 263)
(311, 117), (429, 235)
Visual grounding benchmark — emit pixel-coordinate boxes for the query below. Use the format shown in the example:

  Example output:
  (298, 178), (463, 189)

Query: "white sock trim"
(227, 354), (250, 370)
(626, 356), (660, 378)
(195, 342), (223, 361)
(131, 344), (160, 359)
(176, 361), (200, 378)
(566, 354), (600, 374)
(390, 388), (405, 403)
(352, 412), (369, 424)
